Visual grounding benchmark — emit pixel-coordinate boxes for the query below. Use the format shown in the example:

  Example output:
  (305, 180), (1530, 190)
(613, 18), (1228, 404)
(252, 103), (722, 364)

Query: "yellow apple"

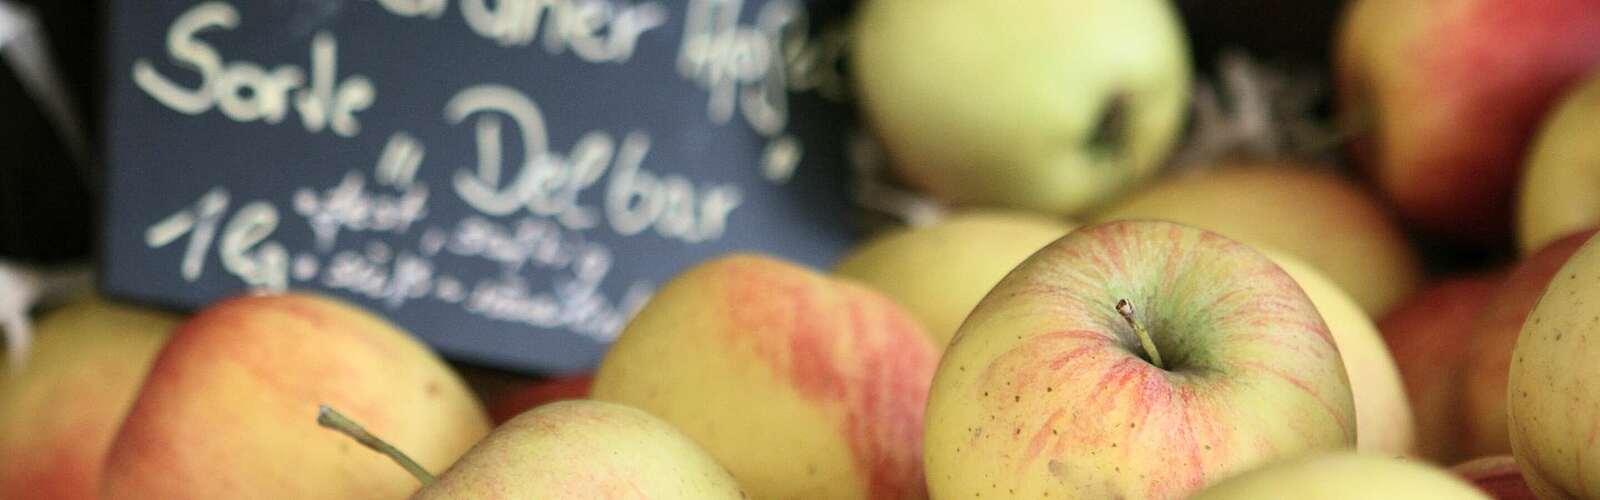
(1190, 452), (1489, 499)
(1095, 164), (1422, 316)
(0, 298), (180, 500)
(833, 210), (1074, 347)
(414, 400), (747, 499)
(1268, 250), (1415, 456)
(1517, 73), (1600, 255)
(1508, 232), (1600, 499)
(1463, 229), (1595, 459)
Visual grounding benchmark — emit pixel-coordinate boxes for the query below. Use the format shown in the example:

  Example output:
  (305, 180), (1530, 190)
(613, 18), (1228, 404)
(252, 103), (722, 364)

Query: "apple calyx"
(1087, 94), (1130, 159)
(1116, 299), (1165, 370)
(317, 405), (438, 486)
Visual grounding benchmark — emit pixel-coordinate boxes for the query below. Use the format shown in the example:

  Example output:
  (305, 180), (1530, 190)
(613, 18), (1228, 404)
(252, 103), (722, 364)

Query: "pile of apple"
(7, 0), (1600, 498)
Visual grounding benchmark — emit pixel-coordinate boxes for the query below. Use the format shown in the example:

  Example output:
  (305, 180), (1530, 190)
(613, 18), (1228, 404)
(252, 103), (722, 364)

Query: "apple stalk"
(1116, 299), (1164, 370)
(317, 405), (437, 486)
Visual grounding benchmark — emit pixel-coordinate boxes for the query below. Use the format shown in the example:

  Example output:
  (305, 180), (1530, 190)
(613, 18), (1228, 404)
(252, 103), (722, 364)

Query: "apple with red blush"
(1379, 273), (1504, 464)
(1336, 0), (1600, 242)
(591, 254), (939, 500)
(1454, 456), (1537, 500)
(487, 375), (593, 425)
(924, 220), (1356, 499)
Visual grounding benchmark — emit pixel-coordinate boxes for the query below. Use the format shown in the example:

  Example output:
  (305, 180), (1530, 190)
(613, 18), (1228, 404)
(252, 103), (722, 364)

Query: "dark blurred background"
(2, 0), (101, 264)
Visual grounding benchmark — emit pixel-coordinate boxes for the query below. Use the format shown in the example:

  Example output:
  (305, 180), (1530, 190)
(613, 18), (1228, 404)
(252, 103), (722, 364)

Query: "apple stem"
(317, 405), (438, 486)
(1116, 299), (1164, 370)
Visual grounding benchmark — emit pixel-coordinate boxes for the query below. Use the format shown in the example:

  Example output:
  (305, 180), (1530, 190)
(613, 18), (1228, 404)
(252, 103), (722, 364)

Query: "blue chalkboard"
(101, 0), (861, 375)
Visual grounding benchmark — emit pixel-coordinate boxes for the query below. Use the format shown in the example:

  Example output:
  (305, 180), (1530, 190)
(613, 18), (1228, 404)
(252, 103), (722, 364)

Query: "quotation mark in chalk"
(376, 132), (425, 187)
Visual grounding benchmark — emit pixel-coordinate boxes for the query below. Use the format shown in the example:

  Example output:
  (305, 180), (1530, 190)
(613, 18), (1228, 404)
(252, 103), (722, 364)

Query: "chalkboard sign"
(101, 0), (861, 375)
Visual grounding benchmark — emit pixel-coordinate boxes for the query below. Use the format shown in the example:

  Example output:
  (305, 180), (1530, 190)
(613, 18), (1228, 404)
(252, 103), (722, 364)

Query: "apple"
(1189, 452), (1490, 499)
(1507, 231), (1600, 499)
(486, 374), (594, 425)
(591, 254), (939, 500)
(1463, 229), (1597, 458)
(851, 0), (1191, 216)
(317, 400), (747, 499)
(414, 400), (745, 498)
(99, 293), (491, 499)
(1379, 273), (1504, 464)
(1095, 163), (1423, 316)
(1268, 250), (1414, 456)
(0, 298), (180, 500)
(1517, 73), (1600, 254)
(1453, 456), (1537, 500)
(833, 209), (1074, 347)
(924, 220), (1355, 499)
(415, 401), (744, 498)
(1335, 0), (1600, 242)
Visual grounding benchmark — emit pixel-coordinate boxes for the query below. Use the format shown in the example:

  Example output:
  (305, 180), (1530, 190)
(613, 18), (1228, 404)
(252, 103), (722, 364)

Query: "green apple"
(1508, 232), (1600, 499)
(1268, 250), (1414, 456)
(1095, 163), (1423, 316)
(1518, 73), (1600, 255)
(1190, 453), (1490, 499)
(0, 298), (180, 500)
(833, 209), (1074, 347)
(851, 0), (1191, 216)
(592, 254), (940, 500)
(924, 220), (1355, 499)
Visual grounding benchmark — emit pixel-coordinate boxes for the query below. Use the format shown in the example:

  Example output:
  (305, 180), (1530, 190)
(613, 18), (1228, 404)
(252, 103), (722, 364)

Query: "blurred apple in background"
(486, 374), (594, 425)
(925, 220), (1354, 499)
(0, 299), (179, 500)
(852, 0), (1191, 216)
(1462, 229), (1596, 458)
(1517, 73), (1600, 255)
(1508, 232), (1600, 499)
(592, 255), (938, 500)
(833, 210), (1073, 348)
(1453, 456), (1537, 500)
(100, 293), (490, 499)
(413, 400), (747, 499)
(1335, 0), (1600, 243)
(1379, 273), (1503, 464)
(1268, 250), (1414, 455)
(1095, 164), (1421, 316)
(1189, 453), (1490, 499)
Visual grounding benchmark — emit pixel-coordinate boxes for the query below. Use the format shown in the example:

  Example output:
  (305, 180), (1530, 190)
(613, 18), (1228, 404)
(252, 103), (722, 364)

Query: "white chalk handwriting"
(132, 0), (849, 345)
(133, 2), (375, 137)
